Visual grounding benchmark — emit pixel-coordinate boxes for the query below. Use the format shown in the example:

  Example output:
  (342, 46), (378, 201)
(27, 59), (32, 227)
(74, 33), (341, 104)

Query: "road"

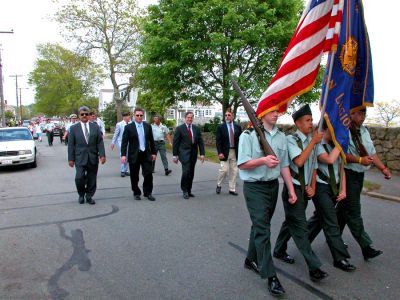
(0, 137), (399, 299)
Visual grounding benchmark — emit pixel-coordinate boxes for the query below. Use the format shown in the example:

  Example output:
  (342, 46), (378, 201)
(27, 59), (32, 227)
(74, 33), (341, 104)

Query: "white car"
(0, 127), (37, 168)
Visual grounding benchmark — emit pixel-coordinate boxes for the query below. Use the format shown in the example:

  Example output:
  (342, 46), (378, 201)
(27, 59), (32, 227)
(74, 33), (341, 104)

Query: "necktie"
(229, 123), (234, 147)
(138, 123), (145, 151)
(84, 123), (89, 143)
(187, 125), (193, 143)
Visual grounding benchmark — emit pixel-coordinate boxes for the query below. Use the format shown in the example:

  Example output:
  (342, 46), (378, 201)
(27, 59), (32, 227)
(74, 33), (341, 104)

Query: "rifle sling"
(317, 144), (339, 197)
(290, 134), (305, 193)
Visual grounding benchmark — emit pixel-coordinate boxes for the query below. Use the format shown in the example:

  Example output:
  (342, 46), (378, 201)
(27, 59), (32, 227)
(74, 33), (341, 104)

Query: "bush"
(203, 117), (221, 136)
(165, 119), (176, 129)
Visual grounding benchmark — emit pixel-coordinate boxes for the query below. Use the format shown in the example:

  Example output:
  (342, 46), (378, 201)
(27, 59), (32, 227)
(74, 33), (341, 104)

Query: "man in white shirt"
(151, 115), (172, 175)
(90, 111), (106, 135)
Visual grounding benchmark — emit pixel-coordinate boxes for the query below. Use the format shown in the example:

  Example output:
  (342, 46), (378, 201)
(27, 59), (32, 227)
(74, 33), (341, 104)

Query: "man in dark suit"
(216, 108), (242, 195)
(173, 112), (205, 199)
(68, 106), (106, 205)
(121, 107), (157, 201)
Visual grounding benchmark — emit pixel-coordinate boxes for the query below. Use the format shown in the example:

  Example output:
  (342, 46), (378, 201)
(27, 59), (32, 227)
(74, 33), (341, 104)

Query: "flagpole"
(307, 50), (337, 185)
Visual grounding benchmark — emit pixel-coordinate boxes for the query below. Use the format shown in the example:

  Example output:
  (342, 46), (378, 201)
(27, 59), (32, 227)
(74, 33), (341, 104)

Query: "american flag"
(256, 0), (344, 118)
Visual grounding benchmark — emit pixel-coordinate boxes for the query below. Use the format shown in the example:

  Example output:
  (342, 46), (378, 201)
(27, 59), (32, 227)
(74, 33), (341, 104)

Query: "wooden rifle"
(231, 79), (276, 157)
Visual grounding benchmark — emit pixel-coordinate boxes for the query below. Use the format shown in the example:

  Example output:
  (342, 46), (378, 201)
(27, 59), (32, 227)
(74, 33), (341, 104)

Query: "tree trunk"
(110, 71), (122, 122)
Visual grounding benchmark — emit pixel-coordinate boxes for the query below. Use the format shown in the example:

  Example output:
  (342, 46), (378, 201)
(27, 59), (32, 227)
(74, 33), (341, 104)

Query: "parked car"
(0, 127), (37, 168)
(22, 120), (31, 127)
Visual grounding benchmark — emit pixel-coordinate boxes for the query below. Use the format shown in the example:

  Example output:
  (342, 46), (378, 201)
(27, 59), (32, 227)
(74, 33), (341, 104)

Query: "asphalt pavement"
(0, 136), (399, 300)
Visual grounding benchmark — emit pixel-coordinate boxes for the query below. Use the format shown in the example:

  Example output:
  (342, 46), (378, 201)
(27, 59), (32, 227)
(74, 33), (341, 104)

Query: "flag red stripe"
(269, 39), (326, 86)
(257, 68), (320, 116)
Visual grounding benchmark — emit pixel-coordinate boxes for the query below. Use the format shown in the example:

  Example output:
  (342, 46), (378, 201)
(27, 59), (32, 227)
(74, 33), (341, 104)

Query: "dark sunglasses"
(80, 113), (89, 116)
(135, 114), (143, 117)
(225, 114), (232, 116)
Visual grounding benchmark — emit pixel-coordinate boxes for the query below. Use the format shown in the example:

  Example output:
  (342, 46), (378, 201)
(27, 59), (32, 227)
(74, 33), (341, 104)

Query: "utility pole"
(9, 74), (23, 122)
(19, 87), (29, 121)
(0, 48), (5, 127)
(0, 29), (14, 127)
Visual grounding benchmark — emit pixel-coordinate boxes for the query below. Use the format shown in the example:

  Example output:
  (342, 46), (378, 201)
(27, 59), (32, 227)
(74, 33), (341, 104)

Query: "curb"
(363, 190), (400, 203)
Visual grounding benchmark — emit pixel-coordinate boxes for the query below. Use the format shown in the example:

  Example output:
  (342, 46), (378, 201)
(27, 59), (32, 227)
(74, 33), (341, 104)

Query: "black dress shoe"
(165, 169), (172, 176)
(309, 268), (328, 282)
(244, 258), (259, 274)
(188, 193), (195, 197)
(362, 246), (383, 260)
(268, 276), (285, 296)
(229, 191), (238, 196)
(125, 171), (130, 176)
(78, 196), (85, 204)
(273, 252), (295, 264)
(86, 196), (95, 205)
(121, 172), (125, 177)
(334, 259), (356, 272)
(145, 194), (156, 201)
(216, 186), (221, 194)
(183, 192), (189, 199)
(134, 195), (141, 200)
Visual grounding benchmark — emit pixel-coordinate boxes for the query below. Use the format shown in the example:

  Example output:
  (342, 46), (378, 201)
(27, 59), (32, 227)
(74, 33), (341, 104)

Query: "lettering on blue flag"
(320, 0), (373, 160)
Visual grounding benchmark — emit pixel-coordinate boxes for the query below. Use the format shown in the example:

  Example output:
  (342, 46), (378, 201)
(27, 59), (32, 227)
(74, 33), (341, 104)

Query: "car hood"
(0, 140), (35, 151)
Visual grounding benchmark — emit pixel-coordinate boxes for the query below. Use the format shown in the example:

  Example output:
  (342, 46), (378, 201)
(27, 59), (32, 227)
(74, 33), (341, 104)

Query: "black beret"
(292, 104), (312, 122)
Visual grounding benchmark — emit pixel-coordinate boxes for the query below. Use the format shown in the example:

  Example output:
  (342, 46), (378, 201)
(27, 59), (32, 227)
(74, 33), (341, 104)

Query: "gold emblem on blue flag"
(340, 37), (358, 76)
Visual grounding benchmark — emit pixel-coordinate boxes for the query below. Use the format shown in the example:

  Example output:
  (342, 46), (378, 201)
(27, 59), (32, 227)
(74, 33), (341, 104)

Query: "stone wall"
(201, 125), (400, 172)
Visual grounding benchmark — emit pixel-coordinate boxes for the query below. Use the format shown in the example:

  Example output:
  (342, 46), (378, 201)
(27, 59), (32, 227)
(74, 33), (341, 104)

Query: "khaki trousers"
(217, 149), (238, 191)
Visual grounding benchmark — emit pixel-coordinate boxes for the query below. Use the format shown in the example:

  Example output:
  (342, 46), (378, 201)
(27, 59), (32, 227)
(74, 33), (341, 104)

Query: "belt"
(244, 179), (278, 185)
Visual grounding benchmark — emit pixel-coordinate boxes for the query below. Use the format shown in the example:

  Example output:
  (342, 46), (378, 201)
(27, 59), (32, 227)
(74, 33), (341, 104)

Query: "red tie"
(187, 125), (193, 142)
(229, 123), (234, 147)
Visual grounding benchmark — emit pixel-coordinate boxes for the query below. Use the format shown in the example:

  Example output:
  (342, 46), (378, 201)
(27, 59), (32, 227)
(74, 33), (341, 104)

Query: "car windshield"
(0, 129), (32, 141)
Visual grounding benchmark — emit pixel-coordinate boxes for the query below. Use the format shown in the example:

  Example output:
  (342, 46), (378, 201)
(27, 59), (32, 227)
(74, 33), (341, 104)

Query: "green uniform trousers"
(244, 179), (279, 279)
(274, 184), (322, 271)
(336, 169), (372, 249)
(309, 183), (350, 262)
(152, 141), (169, 172)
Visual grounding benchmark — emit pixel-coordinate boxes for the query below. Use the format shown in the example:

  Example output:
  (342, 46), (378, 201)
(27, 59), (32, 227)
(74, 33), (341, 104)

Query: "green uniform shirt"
(238, 126), (289, 182)
(151, 123), (169, 141)
(287, 129), (318, 186)
(345, 125), (376, 173)
(316, 140), (341, 184)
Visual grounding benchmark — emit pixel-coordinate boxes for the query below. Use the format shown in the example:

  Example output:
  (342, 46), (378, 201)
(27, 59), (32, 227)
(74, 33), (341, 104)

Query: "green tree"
(102, 100), (129, 131)
(29, 43), (103, 116)
(137, 0), (305, 120)
(54, 0), (142, 121)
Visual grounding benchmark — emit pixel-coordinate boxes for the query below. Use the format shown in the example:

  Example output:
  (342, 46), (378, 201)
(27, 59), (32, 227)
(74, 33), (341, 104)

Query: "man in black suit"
(173, 112), (205, 199)
(121, 107), (157, 201)
(68, 106), (106, 205)
(216, 108), (242, 195)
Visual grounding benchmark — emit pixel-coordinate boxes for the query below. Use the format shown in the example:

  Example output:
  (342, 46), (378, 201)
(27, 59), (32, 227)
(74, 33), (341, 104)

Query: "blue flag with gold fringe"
(321, 0), (373, 157)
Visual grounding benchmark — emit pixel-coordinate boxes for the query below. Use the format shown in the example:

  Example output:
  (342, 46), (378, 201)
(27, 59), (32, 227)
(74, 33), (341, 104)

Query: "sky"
(0, 0), (399, 112)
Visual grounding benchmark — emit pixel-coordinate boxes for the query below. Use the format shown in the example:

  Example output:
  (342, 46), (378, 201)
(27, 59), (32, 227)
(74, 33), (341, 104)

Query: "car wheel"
(30, 155), (37, 168)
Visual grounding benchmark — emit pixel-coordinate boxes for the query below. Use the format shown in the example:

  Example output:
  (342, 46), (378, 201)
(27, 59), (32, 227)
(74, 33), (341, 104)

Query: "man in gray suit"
(111, 111), (131, 177)
(68, 106), (106, 205)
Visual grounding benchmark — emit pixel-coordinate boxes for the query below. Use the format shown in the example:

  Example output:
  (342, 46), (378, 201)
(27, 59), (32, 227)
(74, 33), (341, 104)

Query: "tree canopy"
(28, 43), (103, 116)
(137, 0), (309, 118)
(54, 0), (142, 121)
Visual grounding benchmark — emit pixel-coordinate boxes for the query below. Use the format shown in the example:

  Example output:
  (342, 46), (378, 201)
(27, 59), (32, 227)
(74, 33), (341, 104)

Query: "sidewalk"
(364, 168), (400, 202)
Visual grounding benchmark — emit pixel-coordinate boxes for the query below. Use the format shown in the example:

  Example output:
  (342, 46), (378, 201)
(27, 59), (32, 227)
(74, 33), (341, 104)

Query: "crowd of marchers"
(64, 103), (391, 297)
